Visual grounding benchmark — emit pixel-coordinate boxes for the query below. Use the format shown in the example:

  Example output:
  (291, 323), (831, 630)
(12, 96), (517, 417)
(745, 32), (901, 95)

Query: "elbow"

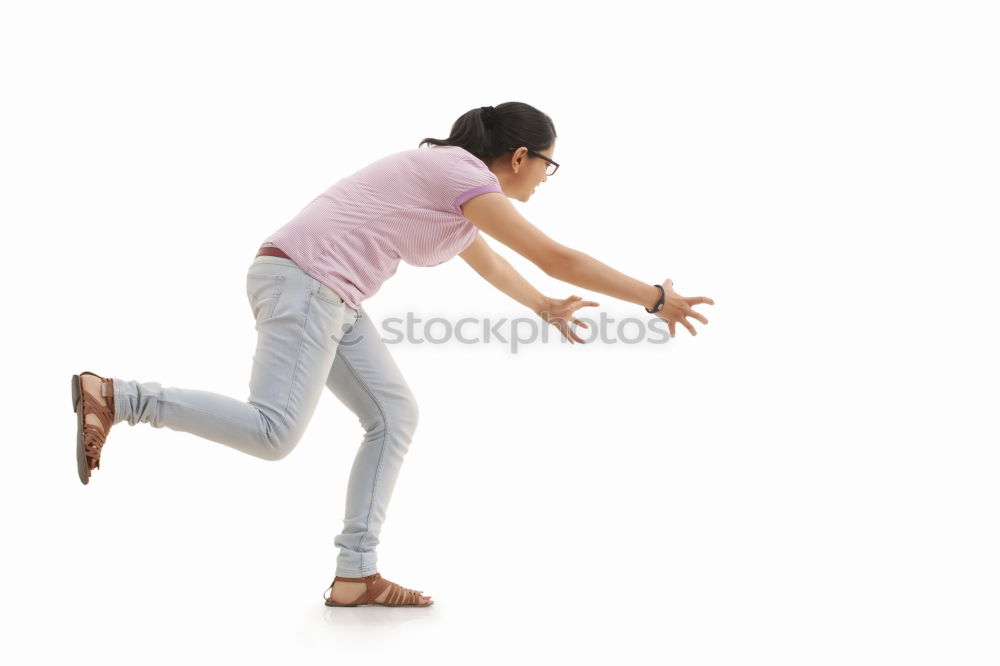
(543, 247), (579, 280)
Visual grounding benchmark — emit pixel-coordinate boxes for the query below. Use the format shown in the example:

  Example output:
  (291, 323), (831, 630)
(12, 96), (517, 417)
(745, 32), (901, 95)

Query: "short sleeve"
(457, 226), (479, 254)
(445, 155), (503, 215)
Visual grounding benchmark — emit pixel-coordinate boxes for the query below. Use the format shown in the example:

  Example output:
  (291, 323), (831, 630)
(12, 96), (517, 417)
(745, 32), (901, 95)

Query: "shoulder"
(431, 147), (501, 213)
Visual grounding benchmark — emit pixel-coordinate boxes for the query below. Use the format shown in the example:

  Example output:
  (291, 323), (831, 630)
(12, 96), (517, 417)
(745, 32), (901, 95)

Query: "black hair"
(418, 102), (557, 165)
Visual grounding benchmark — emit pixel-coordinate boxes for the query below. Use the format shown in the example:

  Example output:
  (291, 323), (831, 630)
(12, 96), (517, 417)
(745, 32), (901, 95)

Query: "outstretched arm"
(548, 248), (664, 311)
(459, 234), (598, 344)
(458, 233), (546, 314)
(460, 192), (714, 336)
(460, 193), (660, 308)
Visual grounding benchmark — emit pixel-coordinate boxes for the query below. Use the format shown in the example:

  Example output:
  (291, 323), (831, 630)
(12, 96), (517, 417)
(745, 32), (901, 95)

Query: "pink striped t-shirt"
(261, 145), (502, 309)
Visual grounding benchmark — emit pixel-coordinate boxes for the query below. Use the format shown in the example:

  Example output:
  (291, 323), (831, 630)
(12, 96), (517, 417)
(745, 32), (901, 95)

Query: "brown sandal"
(72, 371), (116, 485)
(323, 573), (433, 607)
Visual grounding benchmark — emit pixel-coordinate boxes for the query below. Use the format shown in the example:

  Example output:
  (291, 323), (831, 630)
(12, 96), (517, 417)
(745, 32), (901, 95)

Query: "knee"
(257, 417), (305, 461)
(370, 394), (419, 442)
(395, 395), (419, 437)
(263, 439), (297, 461)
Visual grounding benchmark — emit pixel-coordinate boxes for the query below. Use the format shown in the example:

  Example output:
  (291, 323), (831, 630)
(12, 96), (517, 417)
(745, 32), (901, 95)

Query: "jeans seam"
(122, 393), (267, 446)
(310, 274), (345, 307)
(156, 396), (259, 433)
(337, 348), (390, 572)
(313, 289), (343, 307)
(271, 290), (315, 439)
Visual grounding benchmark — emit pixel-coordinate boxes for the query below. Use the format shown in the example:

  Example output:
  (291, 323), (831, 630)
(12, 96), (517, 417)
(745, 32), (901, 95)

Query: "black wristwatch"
(645, 284), (665, 313)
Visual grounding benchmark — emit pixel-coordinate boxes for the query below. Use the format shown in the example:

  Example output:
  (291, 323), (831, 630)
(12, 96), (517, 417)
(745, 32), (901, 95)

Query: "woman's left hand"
(537, 295), (600, 344)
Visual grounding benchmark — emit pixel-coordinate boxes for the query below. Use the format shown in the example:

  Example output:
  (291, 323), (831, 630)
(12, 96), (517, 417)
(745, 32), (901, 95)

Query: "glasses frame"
(504, 145), (560, 176)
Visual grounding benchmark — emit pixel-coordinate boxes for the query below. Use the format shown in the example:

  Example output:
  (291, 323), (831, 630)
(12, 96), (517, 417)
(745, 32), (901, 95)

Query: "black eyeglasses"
(505, 146), (559, 176)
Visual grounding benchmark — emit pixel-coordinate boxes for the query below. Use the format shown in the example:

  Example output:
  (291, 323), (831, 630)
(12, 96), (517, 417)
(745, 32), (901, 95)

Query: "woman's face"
(492, 140), (556, 203)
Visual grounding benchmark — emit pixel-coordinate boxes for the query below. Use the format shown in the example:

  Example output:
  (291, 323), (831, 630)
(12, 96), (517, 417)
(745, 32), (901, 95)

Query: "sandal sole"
(324, 600), (434, 607)
(323, 581), (433, 607)
(71, 374), (89, 485)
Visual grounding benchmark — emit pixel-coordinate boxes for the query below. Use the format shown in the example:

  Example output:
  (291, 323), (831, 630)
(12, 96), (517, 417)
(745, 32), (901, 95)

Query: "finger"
(572, 318), (589, 328)
(682, 318), (697, 336)
(565, 322), (585, 344)
(685, 296), (715, 306)
(668, 320), (676, 338)
(684, 308), (708, 325)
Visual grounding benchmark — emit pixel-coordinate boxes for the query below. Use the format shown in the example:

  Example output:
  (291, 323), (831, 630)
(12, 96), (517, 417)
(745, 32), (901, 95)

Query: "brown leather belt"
(256, 245), (291, 260)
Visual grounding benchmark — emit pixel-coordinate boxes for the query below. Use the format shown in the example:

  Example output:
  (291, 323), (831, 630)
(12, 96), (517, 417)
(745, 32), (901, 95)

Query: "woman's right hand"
(654, 279), (715, 337)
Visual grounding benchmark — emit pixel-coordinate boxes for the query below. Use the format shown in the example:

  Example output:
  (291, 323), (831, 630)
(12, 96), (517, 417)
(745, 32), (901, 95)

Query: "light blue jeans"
(110, 255), (419, 577)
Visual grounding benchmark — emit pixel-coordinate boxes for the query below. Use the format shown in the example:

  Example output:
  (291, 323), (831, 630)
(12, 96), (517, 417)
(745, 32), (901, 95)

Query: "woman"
(71, 101), (714, 608)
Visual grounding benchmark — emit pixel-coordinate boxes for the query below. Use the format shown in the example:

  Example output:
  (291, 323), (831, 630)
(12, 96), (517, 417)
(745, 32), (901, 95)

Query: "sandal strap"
(389, 581), (406, 606)
(81, 391), (114, 433)
(384, 579), (423, 606)
(325, 572), (426, 606)
(79, 372), (115, 420)
(80, 379), (115, 469)
(357, 574), (390, 605)
(328, 573), (389, 605)
(102, 378), (115, 419)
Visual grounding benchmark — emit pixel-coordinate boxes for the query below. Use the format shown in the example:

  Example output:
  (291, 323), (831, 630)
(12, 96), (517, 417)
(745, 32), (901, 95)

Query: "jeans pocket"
(313, 280), (345, 306)
(247, 272), (286, 323)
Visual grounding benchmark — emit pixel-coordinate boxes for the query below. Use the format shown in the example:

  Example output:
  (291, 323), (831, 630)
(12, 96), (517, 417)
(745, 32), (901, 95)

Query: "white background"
(2, 0), (997, 664)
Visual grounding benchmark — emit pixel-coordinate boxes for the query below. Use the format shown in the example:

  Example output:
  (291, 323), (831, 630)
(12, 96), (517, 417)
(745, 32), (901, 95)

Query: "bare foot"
(329, 575), (431, 605)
